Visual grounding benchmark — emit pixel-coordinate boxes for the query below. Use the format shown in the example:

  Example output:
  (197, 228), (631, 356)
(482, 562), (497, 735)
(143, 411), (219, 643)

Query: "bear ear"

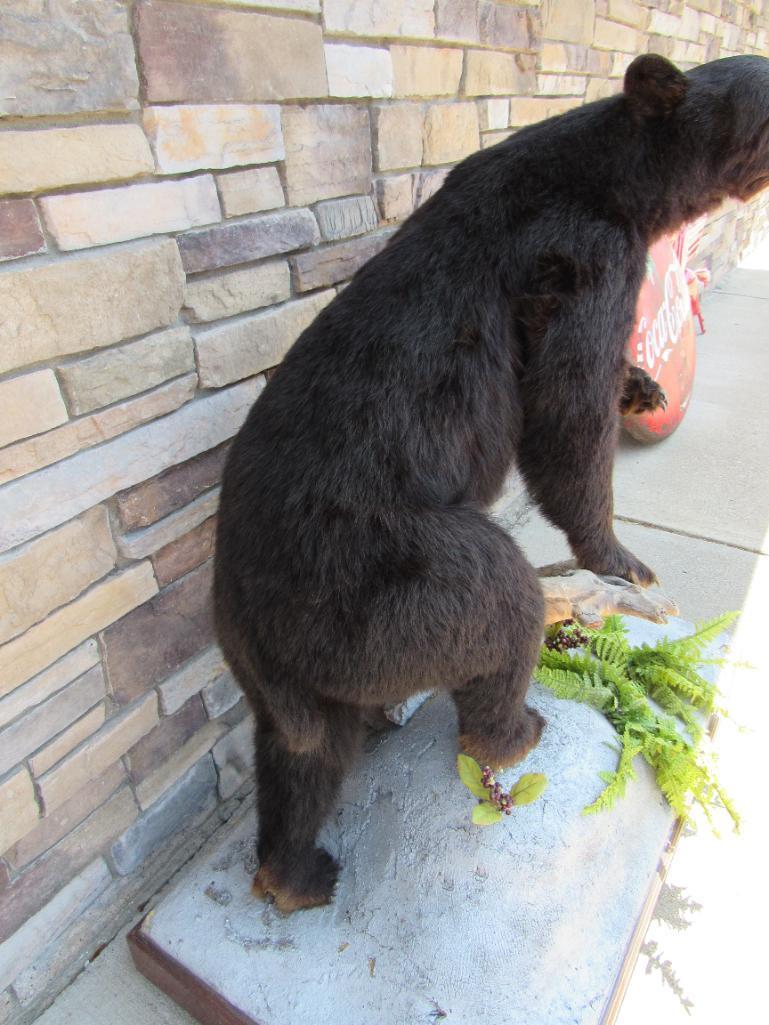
(623, 54), (688, 117)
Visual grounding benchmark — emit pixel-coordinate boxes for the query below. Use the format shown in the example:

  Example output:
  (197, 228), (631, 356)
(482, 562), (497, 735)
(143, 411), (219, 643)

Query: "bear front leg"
(620, 364), (668, 415)
(517, 287), (657, 587)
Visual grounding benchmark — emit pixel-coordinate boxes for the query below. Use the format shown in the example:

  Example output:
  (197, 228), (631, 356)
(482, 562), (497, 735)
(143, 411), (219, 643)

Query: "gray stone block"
(111, 757), (218, 877)
(0, 1), (139, 117)
(212, 718), (254, 799)
(177, 209), (319, 275)
(202, 673), (242, 719)
(315, 196), (378, 241)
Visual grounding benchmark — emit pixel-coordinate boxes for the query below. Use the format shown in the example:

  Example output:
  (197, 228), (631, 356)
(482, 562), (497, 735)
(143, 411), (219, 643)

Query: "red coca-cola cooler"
(622, 219), (708, 443)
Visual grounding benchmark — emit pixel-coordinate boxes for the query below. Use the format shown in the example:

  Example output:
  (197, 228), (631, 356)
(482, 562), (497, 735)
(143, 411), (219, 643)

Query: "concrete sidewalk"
(34, 242), (769, 1025)
(515, 239), (769, 1024)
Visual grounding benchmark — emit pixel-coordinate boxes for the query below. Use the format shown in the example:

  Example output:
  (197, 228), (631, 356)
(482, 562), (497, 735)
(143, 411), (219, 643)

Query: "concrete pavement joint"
(614, 515), (767, 556)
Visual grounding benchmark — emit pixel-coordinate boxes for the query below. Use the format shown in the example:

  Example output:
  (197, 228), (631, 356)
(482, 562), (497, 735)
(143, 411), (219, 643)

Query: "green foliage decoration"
(457, 753), (548, 826)
(534, 613), (740, 832)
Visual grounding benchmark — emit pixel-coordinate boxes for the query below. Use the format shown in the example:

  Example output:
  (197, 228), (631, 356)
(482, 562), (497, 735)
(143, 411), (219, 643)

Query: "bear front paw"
(620, 365), (668, 416)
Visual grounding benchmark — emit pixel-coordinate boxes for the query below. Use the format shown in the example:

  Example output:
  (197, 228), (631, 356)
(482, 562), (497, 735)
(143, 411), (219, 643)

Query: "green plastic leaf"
(457, 754), (489, 799)
(511, 773), (548, 806)
(471, 802), (502, 826)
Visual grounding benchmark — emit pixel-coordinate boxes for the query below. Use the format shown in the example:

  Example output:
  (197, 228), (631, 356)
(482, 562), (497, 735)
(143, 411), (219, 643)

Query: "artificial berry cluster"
(544, 619), (591, 652)
(480, 766), (514, 815)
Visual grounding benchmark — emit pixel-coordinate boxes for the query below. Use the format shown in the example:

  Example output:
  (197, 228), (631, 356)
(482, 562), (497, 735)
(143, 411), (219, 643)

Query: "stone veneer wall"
(1, 1), (768, 1019)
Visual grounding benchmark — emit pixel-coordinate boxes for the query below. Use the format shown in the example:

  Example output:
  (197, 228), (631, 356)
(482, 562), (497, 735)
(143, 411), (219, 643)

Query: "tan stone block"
(41, 178), (220, 252)
(0, 371), (67, 450)
(0, 666), (106, 778)
(647, 10), (681, 35)
(670, 39), (707, 64)
(539, 43), (609, 75)
(611, 52), (635, 78)
(282, 105), (372, 206)
(0, 642), (99, 732)
(0, 507), (116, 646)
(606, 0), (646, 29)
(203, 0), (319, 10)
(0, 240), (184, 376)
(423, 103), (480, 166)
(58, 327), (195, 417)
(541, 0), (596, 43)
(537, 74), (588, 96)
(0, 381), (260, 555)
(37, 694), (158, 813)
(195, 292), (336, 387)
(372, 104), (424, 171)
(184, 263), (291, 323)
(0, 563), (158, 700)
(464, 50), (537, 96)
(391, 46), (463, 97)
(0, 768), (39, 855)
(593, 17), (640, 52)
(413, 168), (449, 207)
(481, 129), (514, 148)
(585, 78), (621, 102)
(136, 720), (227, 809)
(478, 98), (509, 131)
(323, 0), (434, 37)
(29, 704), (106, 778)
(0, 375), (197, 486)
(117, 490), (220, 560)
(0, 125), (153, 196)
(325, 44), (394, 98)
(137, 2), (327, 103)
(217, 167), (285, 217)
(375, 175), (415, 223)
(144, 105), (284, 175)
(7, 762), (124, 869)
(509, 96), (583, 126)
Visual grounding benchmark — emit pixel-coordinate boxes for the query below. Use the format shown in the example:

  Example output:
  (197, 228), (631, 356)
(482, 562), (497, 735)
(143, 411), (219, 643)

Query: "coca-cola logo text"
(636, 264), (690, 373)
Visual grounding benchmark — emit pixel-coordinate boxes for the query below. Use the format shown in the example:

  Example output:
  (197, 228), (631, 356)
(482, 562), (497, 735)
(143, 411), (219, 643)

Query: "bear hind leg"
(450, 530), (546, 770)
(252, 697), (362, 913)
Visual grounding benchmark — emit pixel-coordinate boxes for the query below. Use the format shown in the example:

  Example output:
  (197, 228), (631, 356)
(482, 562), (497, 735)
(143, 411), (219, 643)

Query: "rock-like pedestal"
(129, 619), (693, 1025)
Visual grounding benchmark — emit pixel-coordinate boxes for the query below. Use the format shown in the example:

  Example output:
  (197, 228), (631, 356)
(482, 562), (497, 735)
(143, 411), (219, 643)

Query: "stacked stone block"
(1, 1), (768, 1020)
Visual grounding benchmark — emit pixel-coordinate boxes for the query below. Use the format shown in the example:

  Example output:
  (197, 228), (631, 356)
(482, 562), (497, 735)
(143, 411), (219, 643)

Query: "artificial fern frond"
(647, 684), (702, 743)
(533, 665), (613, 711)
(537, 613), (740, 832)
(590, 631), (630, 667)
(584, 733), (643, 816)
(599, 615), (628, 635)
(646, 612), (738, 660)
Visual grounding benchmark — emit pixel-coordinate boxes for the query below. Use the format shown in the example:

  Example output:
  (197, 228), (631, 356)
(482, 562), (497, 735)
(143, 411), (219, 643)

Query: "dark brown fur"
(215, 55), (769, 910)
